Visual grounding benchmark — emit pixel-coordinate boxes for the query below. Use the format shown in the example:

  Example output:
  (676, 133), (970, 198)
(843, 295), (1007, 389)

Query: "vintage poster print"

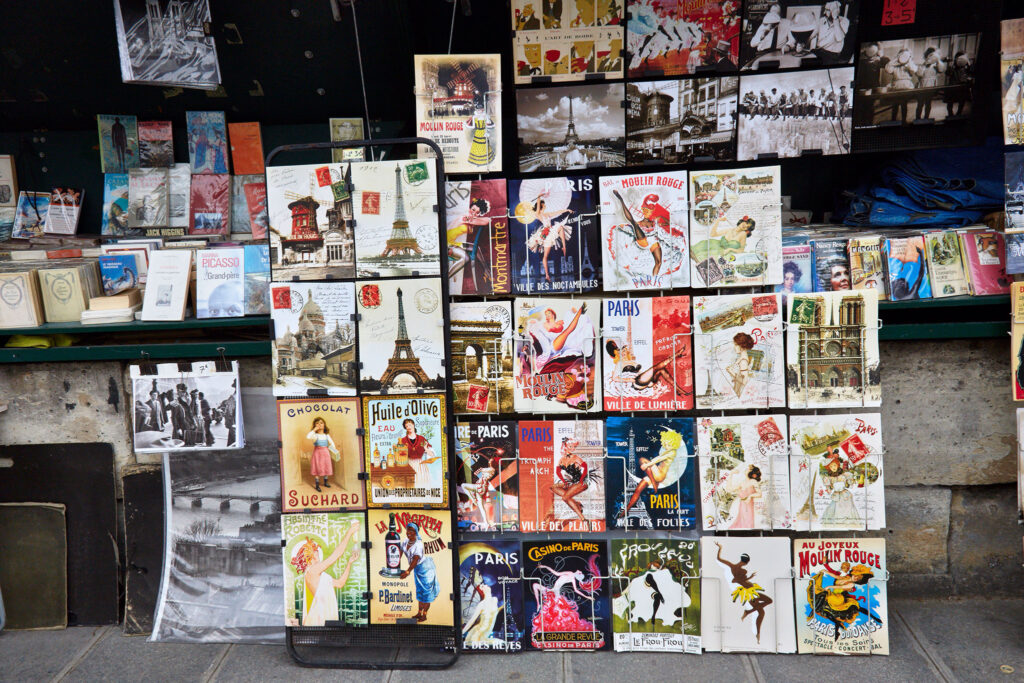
(265, 162), (356, 280)
(786, 290), (881, 408)
(455, 421), (519, 532)
(277, 398), (363, 513)
(352, 159), (441, 277)
(1016, 323), (1024, 401)
(599, 171), (689, 290)
(368, 509), (454, 626)
(517, 420), (606, 533)
(363, 395), (448, 508)
(790, 413), (885, 531)
(97, 114), (140, 173)
(514, 297), (601, 413)
(415, 54), (502, 174)
(270, 282), (356, 397)
(1002, 19), (1024, 145)
(605, 416), (696, 531)
(511, 1), (624, 84)
(509, 175), (600, 294)
(626, 78), (738, 165)
(603, 296), (693, 411)
(794, 538), (888, 655)
(700, 536), (796, 653)
(450, 300), (514, 414)
(357, 278), (446, 394)
(459, 540), (525, 652)
(610, 539), (700, 653)
(693, 294), (785, 409)
(445, 179), (511, 296)
(697, 415), (790, 531)
(738, 68), (854, 160)
(516, 84), (625, 172)
(689, 166), (782, 287)
(282, 512), (367, 627)
(523, 540), (611, 651)
(627, 0), (740, 77)
(113, 0), (221, 89)
(740, 0), (858, 70)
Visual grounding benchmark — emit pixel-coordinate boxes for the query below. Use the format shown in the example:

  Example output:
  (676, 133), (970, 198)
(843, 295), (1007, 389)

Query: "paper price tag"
(881, 0), (915, 26)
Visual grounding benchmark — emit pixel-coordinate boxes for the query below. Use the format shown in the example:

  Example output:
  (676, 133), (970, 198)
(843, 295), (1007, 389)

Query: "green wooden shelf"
(878, 294), (1009, 340)
(0, 316), (270, 336)
(879, 321), (1009, 341)
(0, 341), (271, 363)
(879, 295), (1009, 311)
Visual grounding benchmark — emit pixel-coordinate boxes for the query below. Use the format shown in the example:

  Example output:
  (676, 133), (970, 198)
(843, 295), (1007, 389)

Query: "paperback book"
(848, 235), (887, 299)
(44, 188), (83, 235)
(98, 254), (139, 295)
(778, 242), (813, 294)
(12, 191), (50, 239)
(101, 174), (131, 236)
(169, 163), (191, 230)
(97, 114), (139, 173)
(455, 421), (518, 532)
(0, 270), (43, 328)
(459, 539), (524, 652)
(924, 230), (971, 298)
(127, 168), (169, 231)
(812, 237), (850, 292)
(450, 300), (514, 414)
(138, 121), (173, 167)
(186, 111), (230, 174)
(444, 179), (510, 296)
(196, 247), (244, 318)
(960, 229), (1009, 296)
(883, 235), (932, 300)
(227, 122), (264, 175)
(243, 243), (270, 315)
(0, 154), (17, 207)
(231, 175), (263, 234)
(189, 173), (230, 235)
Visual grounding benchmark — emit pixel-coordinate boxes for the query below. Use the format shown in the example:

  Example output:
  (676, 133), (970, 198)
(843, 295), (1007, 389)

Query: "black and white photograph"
(853, 33), (979, 130)
(516, 83), (626, 172)
(151, 387), (282, 644)
(131, 361), (244, 454)
(740, 0), (859, 71)
(626, 76), (738, 165)
(737, 66), (854, 160)
(113, 0), (222, 90)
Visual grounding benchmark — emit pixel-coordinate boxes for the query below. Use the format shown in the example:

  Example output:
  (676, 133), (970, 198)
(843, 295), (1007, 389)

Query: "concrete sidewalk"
(2, 599), (1021, 682)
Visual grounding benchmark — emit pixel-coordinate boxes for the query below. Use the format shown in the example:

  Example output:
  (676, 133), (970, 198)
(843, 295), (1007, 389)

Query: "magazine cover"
(515, 84), (626, 172)
(445, 179), (510, 296)
(700, 536), (796, 653)
(138, 121), (173, 167)
(627, 0), (740, 77)
(450, 300), (514, 414)
(44, 187), (83, 235)
(188, 173), (230, 235)
(790, 413), (885, 531)
(101, 174), (131, 236)
(605, 416), (696, 531)
(794, 538), (888, 655)
(517, 419), (605, 533)
(196, 247), (243, 318)
(265, 162), (356, 280)
(363, 394), (448, 508)
(508, 176), (600, 294)
(692, 293), (784, 409)
(740, 0), (859, 70)
(610, 539), (700, 653)
(1002, 19), (1024, 145)
(689, 166), (782, 287)
(786, 290), (881, 408)
(626, 78), (738, 165)
(113, 0), (221, 89)
(459, 539), (524, 652)
(368, 509), (454, 626)
(812, 238), (851, 291)
(352, 159), (441, 277)
(282, 512), (367, 627)
(737, 68), (854, 160)
(277, 398), (364, 513)
(270, 282), (356, 397)
(849, 235), (888, 299)
(414, 54), (502, 174)
(697, 415), (790, 531)
(455, 421), (518, 532)
(513, 297), (601, 413)
(522, 540), (611, 651)
(243, 243), (270, 315)
(97, 114), (139, 173)
(186, 111), (230, 174)
(357, 278), (446, 394)
(127, 168), (169, 230)
(778, 242), (813, 294)
(603, 296), (693, 411)
(11, 192), (49, 239)
(598, 171), (690, 290)
(511, 1), (624, 84)
(329, 117), (365, 162)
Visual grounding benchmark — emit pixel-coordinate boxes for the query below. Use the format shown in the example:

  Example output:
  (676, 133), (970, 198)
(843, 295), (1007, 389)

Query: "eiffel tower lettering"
(381, 165), (425, 258)
(379, 287), (430, 388)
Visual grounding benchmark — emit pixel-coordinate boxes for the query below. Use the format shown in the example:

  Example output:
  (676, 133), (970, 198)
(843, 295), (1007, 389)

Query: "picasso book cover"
(414, 54), (502, 174)
(508, 175), (600, 294)
(789, 413), (885, 531)
(450, 300), (514, 414)
(368, 509), (455, 626)
(794, 538), (888, 655)
(517, 419), (605, 533)
(693, 293), (785, 409)
(605, 416), (696, 531)
(523, 540), (611, 651)
(598, 171), (690, 290)
(363, 395), (448, 509)
(459, 539), (525, 652)
(700, 536), (796, 653)
(689, 166), (782, 287)
(786, 290), (881, 408)
(627, 0), (740, 77)
(511, 1), (624, 84)
(610, 539), (700, 653)
(603, 296), (693, 412)
(445, 179), (511, 296)
(697, 415), (791, 531)
(282, 512), (367, 627)
(97, 114), (139, 173)
(196, 246), (243, 318)
(455, 421), (518, 532)
(513, 297), (601, 413)
(270, 282), (356, 397)
(186, 111), (230, 174)
(357, 278), (446, 394)
(277, 398), (364, 513)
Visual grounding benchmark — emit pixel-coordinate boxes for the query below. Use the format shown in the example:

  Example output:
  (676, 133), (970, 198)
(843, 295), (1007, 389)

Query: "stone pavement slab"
(569, 650), (752, 682)
(60, 627), (226, 683)
(0, 625), (107, 682)
(390, 650), (561, 683)
(213, 643), (388, 683)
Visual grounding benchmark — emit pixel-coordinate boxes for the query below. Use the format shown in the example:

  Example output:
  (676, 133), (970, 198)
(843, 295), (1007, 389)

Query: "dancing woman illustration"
(725, 332), (756, 398)
(460, 449), (499, 529)
(399, 522), (441, 622)
(808, 562), (881, 641)
(526, 304), (592, 372)
(466, 97), (496, 167)
(291, 520), (361, 627)
(605, 339), (691, 398)
(448, 197), (492, 283)
(531, 561), (598, 609)
(551, 437), (591, 523)
(690, 215), (757, 264)
(621, 428), (684, 517)
(716, 542), (773, 644)
(611, 190), (664, 276)
(306, 417), (339, 493)
(463, 570), (505, 646)
(525, 191), (575, 283)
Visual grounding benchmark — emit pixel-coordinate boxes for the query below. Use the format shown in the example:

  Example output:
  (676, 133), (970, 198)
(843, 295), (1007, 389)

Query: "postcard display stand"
(267, 138), (461, 669)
